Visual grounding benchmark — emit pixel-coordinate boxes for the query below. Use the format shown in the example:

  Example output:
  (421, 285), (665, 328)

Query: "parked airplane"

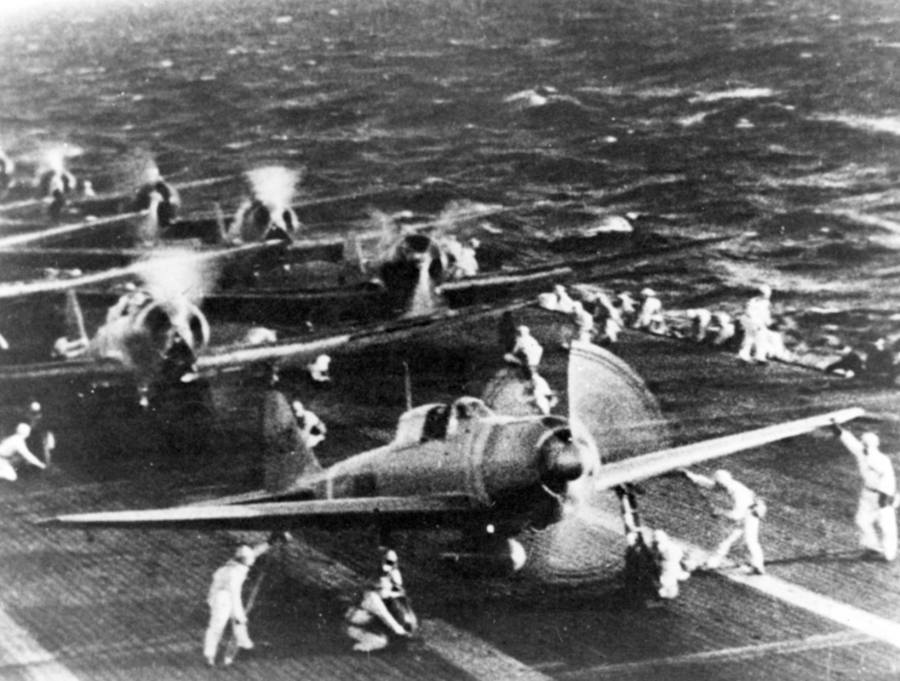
(45, 341), (862, 577)
(0, 255), (532, 407)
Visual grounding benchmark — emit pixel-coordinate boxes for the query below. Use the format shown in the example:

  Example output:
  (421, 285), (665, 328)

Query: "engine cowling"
(379, 233), (446, 313)
(133, 298), (209, 355)
(233, 200), (298, 243)
(93, 294), (209, 380)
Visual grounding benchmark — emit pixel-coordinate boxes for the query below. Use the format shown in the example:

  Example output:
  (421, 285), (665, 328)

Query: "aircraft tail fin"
(260, 387), (322, 493)
(64, 289), (88, 344)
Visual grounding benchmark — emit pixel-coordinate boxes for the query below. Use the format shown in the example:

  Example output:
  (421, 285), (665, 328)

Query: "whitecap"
(822, 208), (900, 238)
(275, 15), (292, 24)
(633, 86), (686, 99)
(689, 87), (777, 104)
(810, 113), (900, 137)
(581, 215), (632, 235)
(677, 111), (711, 127)
(504, 87), (556, 105)
(504, 86), (583, 109)
(576, 85), (624, 96)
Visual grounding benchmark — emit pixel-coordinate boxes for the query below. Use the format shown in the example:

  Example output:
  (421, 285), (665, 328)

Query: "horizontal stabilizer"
(597, 407), (864, 491)
(42, 494), (486, 532)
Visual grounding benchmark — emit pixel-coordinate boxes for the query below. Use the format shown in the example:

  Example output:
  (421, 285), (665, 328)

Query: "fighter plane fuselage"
(294, 398), (595, 529)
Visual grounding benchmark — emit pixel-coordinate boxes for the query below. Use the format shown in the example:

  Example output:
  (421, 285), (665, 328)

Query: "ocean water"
(2, 0), (900, 355)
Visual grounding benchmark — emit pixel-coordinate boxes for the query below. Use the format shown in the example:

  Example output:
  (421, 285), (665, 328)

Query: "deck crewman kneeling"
(616, 485), (691, 603)
(833, 423), (898, 562)
(345, 549), (416, 652)
(684, 468), (766, 575)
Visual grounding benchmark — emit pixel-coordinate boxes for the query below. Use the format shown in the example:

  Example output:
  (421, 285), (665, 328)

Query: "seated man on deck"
(633, 288), (667, 335)
(864, 337), (896, 386)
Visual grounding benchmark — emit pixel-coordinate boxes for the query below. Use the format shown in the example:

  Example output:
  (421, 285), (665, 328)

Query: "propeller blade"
(567, 341), (670, 463)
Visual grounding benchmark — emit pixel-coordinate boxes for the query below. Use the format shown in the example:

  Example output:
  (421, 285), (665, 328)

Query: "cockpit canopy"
(392, 397), (493, 447)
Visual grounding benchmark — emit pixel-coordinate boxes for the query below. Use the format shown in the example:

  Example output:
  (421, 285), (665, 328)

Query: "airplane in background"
(44, 341), (863, 578)
(0, 208), (736, 414)
(0, 243), (534, 410)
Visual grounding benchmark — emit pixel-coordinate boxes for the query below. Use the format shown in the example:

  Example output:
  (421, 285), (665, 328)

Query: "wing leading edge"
(596, 407), (863, 491)
(42, 494), (488, 532)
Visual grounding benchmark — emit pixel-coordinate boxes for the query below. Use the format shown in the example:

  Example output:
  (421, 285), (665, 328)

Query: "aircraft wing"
(197, 299), (531, 375)
(42, 494), (487, 531)
(0, 241), (283, 299)
(0, 358), (134, 385)
(595, 407), (863, 491)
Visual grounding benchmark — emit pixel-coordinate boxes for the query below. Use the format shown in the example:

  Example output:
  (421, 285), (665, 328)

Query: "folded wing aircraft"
(45, 341), (862, 578)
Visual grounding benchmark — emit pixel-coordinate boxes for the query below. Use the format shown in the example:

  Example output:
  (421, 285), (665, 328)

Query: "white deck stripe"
(553, 631), (869, 678)
(589, 508), (900, 652)
(0, 607), (81, 680)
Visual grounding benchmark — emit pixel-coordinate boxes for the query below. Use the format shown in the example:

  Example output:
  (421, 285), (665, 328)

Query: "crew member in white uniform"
(529, 371), (558, 415)
(504, 326), (543, 372)
(684, 468), (766, 574)
(291, 400), (327, 449)
(616, 486), (690, 602)
(203, 543), (269, 666)
(616, 291), (638, 326)
(552, 284), (576, 314)
(0, 424), (47, 481)
(651, 530), (691, 599)
(306, 354), (332, 384)
(453, 238), (480, 278)
(345, 577), (410, 652)
(710, 312), (736, 347)
(380, 549), (404, 596)
(633, 288), (667, 334)
(570, 301), (595, 345)
(738, 284), (772, 363)
(835, 426), (898, 562)
(687, 308), (713, 342)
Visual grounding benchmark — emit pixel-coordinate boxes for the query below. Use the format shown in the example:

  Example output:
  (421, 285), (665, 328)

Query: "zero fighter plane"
(45, 341), (862, 577)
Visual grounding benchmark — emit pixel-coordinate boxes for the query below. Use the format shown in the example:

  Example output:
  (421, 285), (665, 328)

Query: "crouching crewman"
(345, 549), (417, 652)
(0, 423), (47, 481)
(651, 530), (691, 600)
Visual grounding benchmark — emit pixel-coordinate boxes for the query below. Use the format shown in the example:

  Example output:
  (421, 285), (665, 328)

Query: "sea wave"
(809, 113), (900, 137)
(689, 87), (778, 104)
